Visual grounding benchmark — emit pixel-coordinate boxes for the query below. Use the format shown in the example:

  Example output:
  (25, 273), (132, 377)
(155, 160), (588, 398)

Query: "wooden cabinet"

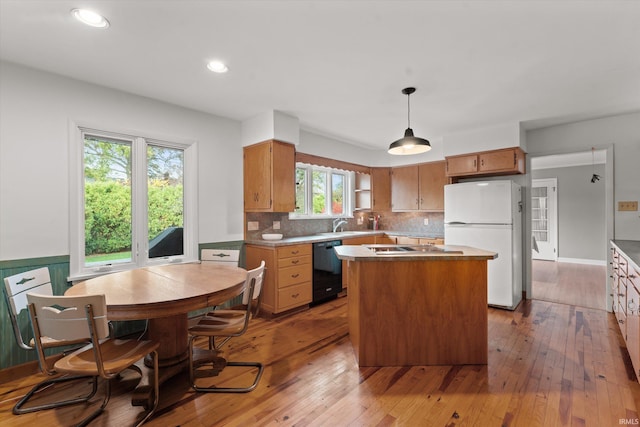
(375, 235), (396, 244)
(391, 165), (419, 211)
(245, 243), (312, 314)
(445, 147), (525, 178)
(341, 235), (376, 289)
(371, 167), (391, 212)
(243, 140), (295, 212)
(386, 235), (445, 245)
(611, 243), (640, 382)
(420, 238), (445, 245)
(418, 162), (447, 211)
(391, 161), (446, 212)
(445, 154), (478, 176)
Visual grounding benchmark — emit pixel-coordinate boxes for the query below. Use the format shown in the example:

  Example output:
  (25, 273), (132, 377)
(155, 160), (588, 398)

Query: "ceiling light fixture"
(388, 87), (431, 155)
(590, 147), (601, 183)
(71, 8), (110, 28)
(207, 60), (229, 73)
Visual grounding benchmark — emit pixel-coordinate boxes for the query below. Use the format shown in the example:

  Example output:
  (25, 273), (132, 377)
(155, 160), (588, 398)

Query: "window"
(292, 163), (352, 218)
(70, 126), (198, 280)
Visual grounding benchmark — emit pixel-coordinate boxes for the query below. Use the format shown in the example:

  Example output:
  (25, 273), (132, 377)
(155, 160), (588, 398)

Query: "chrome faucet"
(332, 218), (348, 232)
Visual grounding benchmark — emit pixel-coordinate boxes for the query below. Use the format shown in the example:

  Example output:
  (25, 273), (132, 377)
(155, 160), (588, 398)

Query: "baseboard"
(557, 257), (606, 266)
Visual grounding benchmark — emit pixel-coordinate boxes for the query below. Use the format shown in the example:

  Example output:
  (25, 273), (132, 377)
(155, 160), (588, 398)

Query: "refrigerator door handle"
(446, 221), (468, 225)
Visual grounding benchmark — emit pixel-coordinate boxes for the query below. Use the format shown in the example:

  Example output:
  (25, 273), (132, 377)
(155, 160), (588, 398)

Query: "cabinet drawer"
(420, 238), (444, 245)
(277, 244), (312, 259)
(278, 282), (312, 311)
(629, 264), (640, 292)
(376, 235), (396, 244)
(618, 282), (628, 315)
(278, 254), (311, 268)
(278, 264), (312, 288)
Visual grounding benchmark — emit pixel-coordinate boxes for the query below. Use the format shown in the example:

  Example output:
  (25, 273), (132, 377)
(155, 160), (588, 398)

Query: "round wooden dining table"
(65, 262), (246, 405)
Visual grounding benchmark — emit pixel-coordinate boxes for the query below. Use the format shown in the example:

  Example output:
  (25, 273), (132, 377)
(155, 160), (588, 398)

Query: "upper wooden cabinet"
(418, 161), (447, 211)
(445, 147), (525, 178)
(391, 161), (446, 212)
(243, 140), (295, 212)
(371, 167), (391, 212)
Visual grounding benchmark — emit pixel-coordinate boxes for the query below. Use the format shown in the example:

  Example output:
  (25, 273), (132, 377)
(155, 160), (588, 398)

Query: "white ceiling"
(1, 0), (639, 150)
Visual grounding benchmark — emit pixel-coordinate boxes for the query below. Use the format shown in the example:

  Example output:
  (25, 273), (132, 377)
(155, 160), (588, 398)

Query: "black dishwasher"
(312, 240), (343, 305)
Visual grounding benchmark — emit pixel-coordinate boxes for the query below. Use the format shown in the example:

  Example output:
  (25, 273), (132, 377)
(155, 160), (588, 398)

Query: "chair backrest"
(243, 261), (265, 305)
(3, 267), (53, 349)
(26, 293), (110, 342)
(201, 249), (240, 264)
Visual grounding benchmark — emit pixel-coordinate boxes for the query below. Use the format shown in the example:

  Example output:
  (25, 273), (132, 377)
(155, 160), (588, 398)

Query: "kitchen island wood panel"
(336, 245), (495, 367)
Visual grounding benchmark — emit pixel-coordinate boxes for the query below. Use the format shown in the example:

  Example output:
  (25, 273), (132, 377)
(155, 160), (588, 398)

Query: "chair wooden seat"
(190, 310), (246, 333)
(54, 339), (159, 376)
(188, 260), (265, 393)
(27, 293), (160, 426)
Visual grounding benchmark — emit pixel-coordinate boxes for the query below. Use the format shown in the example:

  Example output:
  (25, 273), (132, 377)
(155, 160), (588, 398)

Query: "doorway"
(529, 150), (608, 310)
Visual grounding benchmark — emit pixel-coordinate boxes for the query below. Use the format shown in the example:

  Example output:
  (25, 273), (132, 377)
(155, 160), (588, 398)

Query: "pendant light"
(388, 87), (431, 155)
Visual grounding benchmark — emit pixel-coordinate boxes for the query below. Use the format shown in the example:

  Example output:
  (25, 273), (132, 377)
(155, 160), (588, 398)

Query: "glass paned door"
(532, 178), (557, 261)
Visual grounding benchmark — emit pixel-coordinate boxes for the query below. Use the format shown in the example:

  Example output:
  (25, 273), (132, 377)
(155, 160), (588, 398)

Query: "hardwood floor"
(532, 260), (606, 310)
(1, 295), (638, 426)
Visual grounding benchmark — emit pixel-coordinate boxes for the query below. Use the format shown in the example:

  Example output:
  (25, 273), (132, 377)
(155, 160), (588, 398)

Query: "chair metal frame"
(3, 267), (98, 415)
(188, 261), (265, 393)
(27, 293), (160, 427)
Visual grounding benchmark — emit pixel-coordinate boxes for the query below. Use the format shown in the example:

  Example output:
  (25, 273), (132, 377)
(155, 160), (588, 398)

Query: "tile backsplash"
(245, 211), (444, 240)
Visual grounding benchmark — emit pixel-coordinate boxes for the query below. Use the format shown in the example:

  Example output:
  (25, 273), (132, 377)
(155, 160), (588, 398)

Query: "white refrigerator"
(444, 180), (523, 310)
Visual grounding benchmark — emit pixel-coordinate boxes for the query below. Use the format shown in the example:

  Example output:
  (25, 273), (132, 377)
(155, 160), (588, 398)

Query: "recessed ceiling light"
(207, 60), (229, 73)
(71, 8), (110, 28)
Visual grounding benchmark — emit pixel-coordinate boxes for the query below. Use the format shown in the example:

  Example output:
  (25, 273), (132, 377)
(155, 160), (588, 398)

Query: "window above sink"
(289, 163), (355, 220)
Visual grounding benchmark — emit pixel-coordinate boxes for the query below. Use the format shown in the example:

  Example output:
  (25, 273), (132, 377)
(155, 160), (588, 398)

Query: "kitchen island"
(334, 244), (497, 367)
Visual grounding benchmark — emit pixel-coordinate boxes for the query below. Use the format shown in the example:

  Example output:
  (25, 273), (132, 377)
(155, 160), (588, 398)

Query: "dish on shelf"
(262, 233), (283, 241)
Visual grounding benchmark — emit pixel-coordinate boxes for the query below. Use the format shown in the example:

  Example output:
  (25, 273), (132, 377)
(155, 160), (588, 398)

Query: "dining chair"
(201, 248), (263, 316)
(26, 293), (160, 427)
(3, 267), (97, 414)
(188, 260), (266, 393)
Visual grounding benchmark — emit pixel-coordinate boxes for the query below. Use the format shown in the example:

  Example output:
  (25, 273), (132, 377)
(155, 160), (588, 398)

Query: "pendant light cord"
(407, 93), (411, 128)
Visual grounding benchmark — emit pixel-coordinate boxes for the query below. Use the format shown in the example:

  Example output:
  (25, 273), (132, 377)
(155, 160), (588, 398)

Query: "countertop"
(334, 244), (497, 262)
(244, 230), (444, 247)
(612, 240), (640, 269)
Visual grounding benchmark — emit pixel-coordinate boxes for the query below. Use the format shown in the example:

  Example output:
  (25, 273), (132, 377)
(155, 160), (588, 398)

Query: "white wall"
(526, 112), (640, 240)
(443, 122), (524, 156)
(0, 61), (243, 261)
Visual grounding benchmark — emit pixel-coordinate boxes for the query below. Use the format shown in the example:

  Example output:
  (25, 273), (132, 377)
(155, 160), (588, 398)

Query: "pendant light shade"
(388, 87), (431, 155)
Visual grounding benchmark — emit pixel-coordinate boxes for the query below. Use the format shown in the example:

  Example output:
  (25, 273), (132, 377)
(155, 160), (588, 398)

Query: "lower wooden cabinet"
(245, 243), (312, 314)
(388, 235), (445, 245)
(341, 236), (376, 290)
